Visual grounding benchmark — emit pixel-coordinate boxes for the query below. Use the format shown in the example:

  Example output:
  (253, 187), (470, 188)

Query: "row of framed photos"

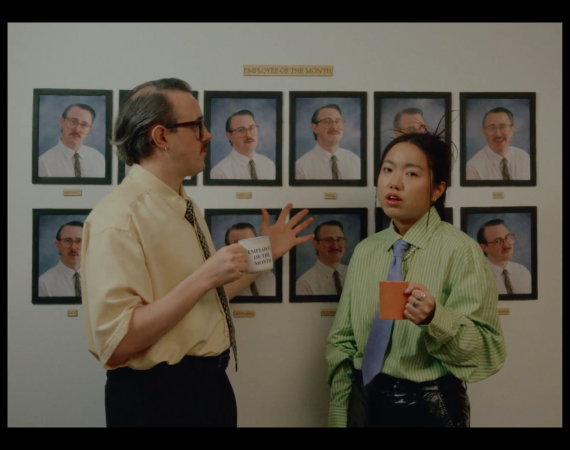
(32, 89), (537, 187)
(32, 206), (537, 305)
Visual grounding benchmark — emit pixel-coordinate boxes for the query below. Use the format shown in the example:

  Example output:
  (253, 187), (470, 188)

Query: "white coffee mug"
(238, 236), (274, 273)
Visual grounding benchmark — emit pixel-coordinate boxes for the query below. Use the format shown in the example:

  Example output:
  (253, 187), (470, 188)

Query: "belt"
(107, 349), (231, 382)
(355, 370), (466, 392)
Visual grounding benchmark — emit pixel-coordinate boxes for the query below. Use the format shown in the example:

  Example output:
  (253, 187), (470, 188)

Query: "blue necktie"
(361, 239), (409, 386)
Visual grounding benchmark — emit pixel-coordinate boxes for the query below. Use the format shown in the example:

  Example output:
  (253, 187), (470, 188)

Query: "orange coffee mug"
(379, 281), (409, 320)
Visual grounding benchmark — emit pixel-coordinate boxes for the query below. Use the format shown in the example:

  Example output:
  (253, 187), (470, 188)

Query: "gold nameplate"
(243, 65), (333, 77)
(497, 308), (510, 315)
(236, 192), (252, 199)
(67, 309), (78, 317)
(233, 310), (256, 318)
(493, 192), (505, 199)
(63, 189), (82, 196)
(324, 192), (338, 200)
(321, 308), (337, 316)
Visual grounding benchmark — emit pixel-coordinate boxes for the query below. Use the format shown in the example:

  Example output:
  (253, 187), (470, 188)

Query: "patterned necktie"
(333, 270), (343, 295)
(74, 272), (81, 297)
(73, 153), (82, 177)
(250, 281), (259, 296)
(501, 157), (511, 181)
(249, 159), (258, 180)
(184, 199), (237, 370)
(361, 239), (409, 386)
(331, 155), (339, 180)
(502, 269), (514, 294)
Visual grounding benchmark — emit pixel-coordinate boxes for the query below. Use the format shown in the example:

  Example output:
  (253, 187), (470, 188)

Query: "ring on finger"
(413, 299), (419, 307)
(420, 292), (426, 299)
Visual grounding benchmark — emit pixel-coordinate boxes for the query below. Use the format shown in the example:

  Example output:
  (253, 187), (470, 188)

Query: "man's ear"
(59, 117), (65, 128)
(150, 124), (169, 150)
(225, 132), (233, 146)
(310, 123), (318, 134)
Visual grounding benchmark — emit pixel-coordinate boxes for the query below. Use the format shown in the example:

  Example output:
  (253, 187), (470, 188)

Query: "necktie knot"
(392, 239), (409, 258)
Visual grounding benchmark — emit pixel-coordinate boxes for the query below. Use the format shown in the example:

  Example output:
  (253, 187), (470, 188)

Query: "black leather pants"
(348, 370), (470, 428)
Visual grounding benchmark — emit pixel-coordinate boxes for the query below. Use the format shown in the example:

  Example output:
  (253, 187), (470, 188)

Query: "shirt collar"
(484, 145), (512, 162)
(314, 144), (338, 159)
(56, 260), (80, 277)
(487, 258), (510, 274)
(384, 206), (442, 252)
(127, 164), (190, 217)
(56, 139), (85, 158)
(315, 258), (339, 276)
(231, 148), (257, 163)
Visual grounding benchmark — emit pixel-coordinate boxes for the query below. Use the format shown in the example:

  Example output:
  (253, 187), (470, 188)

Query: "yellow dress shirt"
(81, 164), (229, 370)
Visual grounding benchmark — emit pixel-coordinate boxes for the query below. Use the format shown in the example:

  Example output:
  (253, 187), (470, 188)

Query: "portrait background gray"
(38, 214), (87, 276)
(380, 98), (446, 155)
(295, 214), (361, 280)
(465, 212), (532, 272)
(295, 97), (362, 159)
(38, 94), (107, 156)
(465, 98), (531, 161)
(209, 98), (277, 168)
(209, 213), (277, 276)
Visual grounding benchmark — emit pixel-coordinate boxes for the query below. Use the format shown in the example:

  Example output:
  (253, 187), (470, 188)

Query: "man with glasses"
(393, 107), (428, 137)
(477, 218), (531, 294)
(38, 221), (83, 297)
(38, 103), (105, 177)
(295, 104), (361, 180)
(81, 78), (313, 427)
(224, 222), (276, 297)
(297, 220), (348, 295)
(466, 107), (530, 180)
(210, 110), (276, 180)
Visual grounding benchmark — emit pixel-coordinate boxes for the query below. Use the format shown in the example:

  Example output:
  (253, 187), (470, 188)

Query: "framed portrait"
(204, 208), (283, 303)
(289, 208), (367, 303)
(203, 91), (282, 186)
(32, 209), (91, 305)
(375, 207), (454, 233)
(289, 91), (367, 187)
(460, 92), (536, 186)
(117, 89), (198, 186)
(32, 89), (112, 185)
(461, 206), (537, 300)
(374, 92), (452, 186)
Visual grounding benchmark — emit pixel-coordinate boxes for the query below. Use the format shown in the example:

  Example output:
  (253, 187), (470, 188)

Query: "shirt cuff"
(328, 406), (348, 427)
(419, 303), (453, 344)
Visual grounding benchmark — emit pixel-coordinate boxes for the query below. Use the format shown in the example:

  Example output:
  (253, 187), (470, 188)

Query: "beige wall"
(8, 23), (562, 427)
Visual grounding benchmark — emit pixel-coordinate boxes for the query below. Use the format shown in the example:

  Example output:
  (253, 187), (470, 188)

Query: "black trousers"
(348, 370), (470, 427)
(105, 350), (236, 427)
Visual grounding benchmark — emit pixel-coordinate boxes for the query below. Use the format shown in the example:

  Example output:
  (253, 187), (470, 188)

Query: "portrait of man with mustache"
(38, 103), (105, 178)
(295, 104), (361, 180)
(38, 220), (83, 297)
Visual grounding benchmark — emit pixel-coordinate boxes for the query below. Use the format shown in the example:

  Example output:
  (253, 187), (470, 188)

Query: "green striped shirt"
(326, 207), (506, 427)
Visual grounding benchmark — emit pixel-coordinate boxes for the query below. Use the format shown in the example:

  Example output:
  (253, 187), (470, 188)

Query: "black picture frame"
(373, 91), (452, 186)
(460, 92), (536, 187)
(32, 89), (112, 185)
(32, 208), (92, 305)
(289, 207), (368, 303)
(289, 91), (367, 187)
(117, 89), (198, 186)
(460, 206), (537, 300)
(203, 91), (283, 187)
(375, 207), (454, 233)
(204, 208), (283, 303)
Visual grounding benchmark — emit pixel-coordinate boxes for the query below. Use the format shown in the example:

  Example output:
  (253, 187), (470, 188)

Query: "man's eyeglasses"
(58, 238), (82, 248)
(64, 118), (92, 134)
(316, 118), (346, 129)
(484, 124), (512, 133)
(398, 125), (429, 134)
(166, 118), (207, 140)
(315, 237), (348, 246)
(486, 234), (515, 246)
(230, 125), (260, 137)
